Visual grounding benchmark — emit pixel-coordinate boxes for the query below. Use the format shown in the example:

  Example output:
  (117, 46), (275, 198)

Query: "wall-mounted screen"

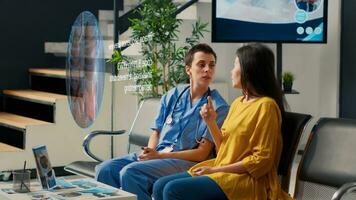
(212, 0), (328, 43)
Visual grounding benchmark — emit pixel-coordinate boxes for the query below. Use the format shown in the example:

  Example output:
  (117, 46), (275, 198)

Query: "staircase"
(0, 68), (66, 150)
(44, 1), (199, 58)
(0, 65), (116, 171)
(0, 0), (137, 171)
(0, 0), (217, 172)
(0, 0), (145, 172)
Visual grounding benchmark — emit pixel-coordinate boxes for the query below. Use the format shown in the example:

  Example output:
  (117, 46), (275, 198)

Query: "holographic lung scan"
(66, 11), (105, 128)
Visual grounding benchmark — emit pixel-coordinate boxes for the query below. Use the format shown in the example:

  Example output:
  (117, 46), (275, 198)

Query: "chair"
(64, 98), (161, 178)
(278, 112), (312, 191)
(294, 118), (356, 200)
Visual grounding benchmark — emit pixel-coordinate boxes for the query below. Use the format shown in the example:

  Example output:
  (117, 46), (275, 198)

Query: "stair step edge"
(0, 112), (51, 130)
(29, 68), (66, 79)
(3, 90), (67, 105)
(0, 142), (24, 152)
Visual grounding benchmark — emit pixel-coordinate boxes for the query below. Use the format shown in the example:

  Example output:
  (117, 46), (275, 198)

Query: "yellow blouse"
(188, 96), (293, 200)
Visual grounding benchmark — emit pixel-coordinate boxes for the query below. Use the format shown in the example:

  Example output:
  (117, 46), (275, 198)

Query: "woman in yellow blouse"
(152, 43), (293, 200)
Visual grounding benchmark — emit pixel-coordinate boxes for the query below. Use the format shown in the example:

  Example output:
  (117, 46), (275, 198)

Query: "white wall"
(192, 3), (341, 194)
(196, 2), (244, 103)
(113, 80), (138, 157)
(176, 2), (244, 104)
(112, 0), (341, 156)
(195, 1), (341, 148)
(283, 0), (341, 147)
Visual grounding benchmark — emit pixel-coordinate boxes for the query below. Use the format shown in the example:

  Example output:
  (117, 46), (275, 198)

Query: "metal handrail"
(83, 129), (126, 162)
(332, 182), (356, 200)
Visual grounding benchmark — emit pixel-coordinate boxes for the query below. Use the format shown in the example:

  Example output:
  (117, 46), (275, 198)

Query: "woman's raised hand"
(200, 96), (217, 125)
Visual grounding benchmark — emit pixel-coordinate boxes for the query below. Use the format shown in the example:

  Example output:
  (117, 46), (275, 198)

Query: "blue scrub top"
(151, 85), (229, 152)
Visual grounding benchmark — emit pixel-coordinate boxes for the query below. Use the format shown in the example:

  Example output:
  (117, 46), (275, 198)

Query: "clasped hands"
(138, 147), (161, 161)
(138, 96), (218, 173)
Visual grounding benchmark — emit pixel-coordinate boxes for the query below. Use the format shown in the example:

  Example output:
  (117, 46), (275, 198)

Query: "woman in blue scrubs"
(95, 43), (229, 200)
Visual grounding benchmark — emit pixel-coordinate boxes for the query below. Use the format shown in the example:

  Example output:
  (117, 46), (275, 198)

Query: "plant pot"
(283, 82), (293, 92)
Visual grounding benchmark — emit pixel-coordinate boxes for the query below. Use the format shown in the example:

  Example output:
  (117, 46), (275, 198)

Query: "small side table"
(0, 177), (136, 200)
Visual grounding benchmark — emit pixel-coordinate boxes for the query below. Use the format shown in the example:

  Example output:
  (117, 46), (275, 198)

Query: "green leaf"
(125, 0), (208, 97)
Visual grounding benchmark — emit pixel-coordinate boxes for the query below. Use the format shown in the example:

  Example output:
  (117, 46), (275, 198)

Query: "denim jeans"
(153, 172), (228, 200)
(95, 153), (196, 200)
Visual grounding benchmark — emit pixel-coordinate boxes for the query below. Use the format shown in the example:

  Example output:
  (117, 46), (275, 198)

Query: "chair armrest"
(83, 130), (126, 162)
(332, 182), (356, 200)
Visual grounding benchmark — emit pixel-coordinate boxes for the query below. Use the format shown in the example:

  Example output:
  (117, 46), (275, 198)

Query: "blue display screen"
(32, 145), (56, 189)
(212, 0), (328, 43)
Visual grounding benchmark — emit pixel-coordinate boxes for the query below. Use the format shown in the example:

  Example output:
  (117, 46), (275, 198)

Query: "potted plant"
(282, 72), (295, 92)
(110, 0), (208, 98)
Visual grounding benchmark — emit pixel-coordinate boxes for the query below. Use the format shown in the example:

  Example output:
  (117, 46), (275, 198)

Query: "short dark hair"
(184, 43), (217, 66)
(236, 43), (285, 115)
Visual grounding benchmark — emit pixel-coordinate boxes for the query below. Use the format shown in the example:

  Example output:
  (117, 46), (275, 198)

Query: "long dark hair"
(236, 43), (285, 115)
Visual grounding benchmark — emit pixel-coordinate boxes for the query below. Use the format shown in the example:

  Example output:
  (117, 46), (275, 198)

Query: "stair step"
(176, 3), (197, 20)
(3, 90), (64, 123)
(0, 112), (50, 130)
(44, 42), (67, 57)
(29, 68), (67, 95)
(44, 41), (115, 58)
(29, 68), (66, 79)
(3, 90), (66, 105)
(44, 40), (139, 57)
(0, 142), (23, 152)
(98, 0), (140, 21)
(99, 22), (132, 40)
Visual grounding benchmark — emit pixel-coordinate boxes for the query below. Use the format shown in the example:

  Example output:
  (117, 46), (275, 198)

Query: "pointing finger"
(207, 96), (213, 108)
